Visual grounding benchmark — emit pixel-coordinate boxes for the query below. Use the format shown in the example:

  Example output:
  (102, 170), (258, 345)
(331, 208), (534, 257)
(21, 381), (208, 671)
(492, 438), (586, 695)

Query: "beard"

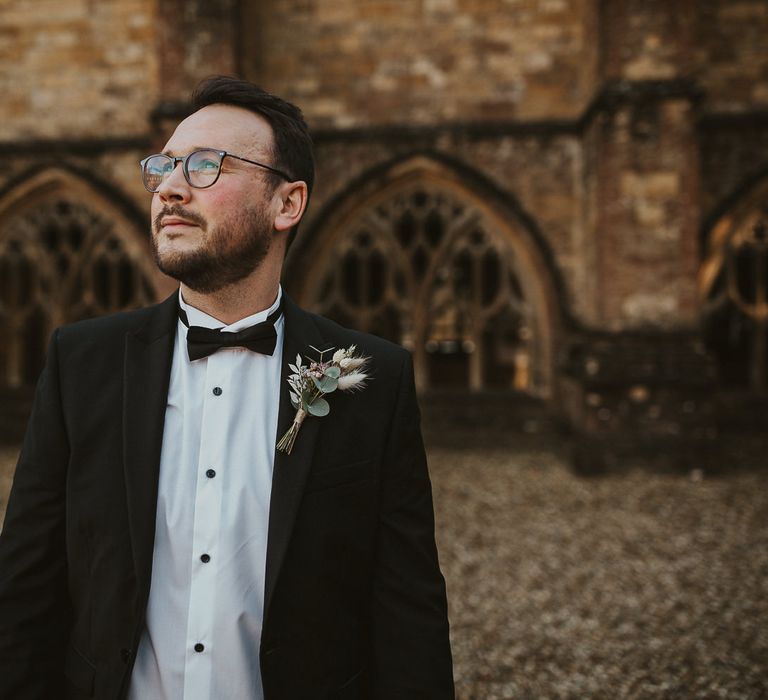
(151, 203), (273, 293)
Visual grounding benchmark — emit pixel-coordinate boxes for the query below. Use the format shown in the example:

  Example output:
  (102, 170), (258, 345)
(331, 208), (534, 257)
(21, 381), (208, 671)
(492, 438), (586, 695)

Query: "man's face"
(150, 104), (279, 293)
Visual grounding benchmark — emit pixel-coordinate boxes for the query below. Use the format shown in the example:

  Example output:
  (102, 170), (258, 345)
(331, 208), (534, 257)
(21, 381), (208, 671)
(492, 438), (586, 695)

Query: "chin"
(155, 236), (203, 260)
(153, 242), (204, 280)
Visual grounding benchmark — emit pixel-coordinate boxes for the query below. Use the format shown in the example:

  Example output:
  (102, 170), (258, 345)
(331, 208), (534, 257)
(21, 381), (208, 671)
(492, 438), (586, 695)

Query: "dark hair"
(191, 76), (315, 200)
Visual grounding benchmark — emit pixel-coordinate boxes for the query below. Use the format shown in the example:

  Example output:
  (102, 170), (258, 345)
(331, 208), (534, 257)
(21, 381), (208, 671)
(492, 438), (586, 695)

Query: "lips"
(154, 207), (206, 234)
(161, 217), (196, 227)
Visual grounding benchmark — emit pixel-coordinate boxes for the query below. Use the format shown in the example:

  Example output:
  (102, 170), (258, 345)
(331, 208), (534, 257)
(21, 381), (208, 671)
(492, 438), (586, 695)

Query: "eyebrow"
(160, 146), (216, 156)
(159, 148), (264, 170)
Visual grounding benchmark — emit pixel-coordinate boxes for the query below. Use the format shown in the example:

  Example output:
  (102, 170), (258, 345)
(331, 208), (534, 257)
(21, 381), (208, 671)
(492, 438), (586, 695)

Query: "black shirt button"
(194, 643), (205, 653)
(212, 387), (222, 396)
(206, 469), (216, 478)
(200, 553), (211, 563)
(120, 648), (132, 663)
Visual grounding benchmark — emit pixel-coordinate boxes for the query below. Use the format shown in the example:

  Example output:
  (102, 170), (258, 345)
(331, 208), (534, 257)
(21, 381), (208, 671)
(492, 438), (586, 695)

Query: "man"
(0, 76), (454, 699)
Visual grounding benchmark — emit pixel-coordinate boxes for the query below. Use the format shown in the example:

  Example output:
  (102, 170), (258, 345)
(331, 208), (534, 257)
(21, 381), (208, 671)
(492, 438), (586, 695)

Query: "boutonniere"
(277, 345), (371, 454)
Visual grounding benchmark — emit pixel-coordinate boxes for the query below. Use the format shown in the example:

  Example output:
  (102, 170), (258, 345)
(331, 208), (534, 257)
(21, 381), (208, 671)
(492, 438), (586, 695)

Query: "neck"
(180, 267), (282, 325)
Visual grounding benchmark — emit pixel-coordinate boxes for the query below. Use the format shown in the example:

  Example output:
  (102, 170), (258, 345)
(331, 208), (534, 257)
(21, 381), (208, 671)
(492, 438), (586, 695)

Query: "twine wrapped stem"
(276, 408), (308, 454)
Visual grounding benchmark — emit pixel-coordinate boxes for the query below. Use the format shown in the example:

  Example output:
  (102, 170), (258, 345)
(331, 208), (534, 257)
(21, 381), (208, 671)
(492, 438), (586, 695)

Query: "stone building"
(1, 0), (767, 465)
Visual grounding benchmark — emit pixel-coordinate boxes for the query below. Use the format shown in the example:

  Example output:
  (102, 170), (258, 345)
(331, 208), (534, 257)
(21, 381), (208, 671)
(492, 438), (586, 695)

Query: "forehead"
(163, 104), (274, 156)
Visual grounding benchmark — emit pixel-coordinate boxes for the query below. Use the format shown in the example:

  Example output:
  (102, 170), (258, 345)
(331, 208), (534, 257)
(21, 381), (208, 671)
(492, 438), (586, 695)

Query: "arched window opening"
(0, 196), (156, 389)
(302, 180), (550, 395)
(701, 197), (768, 392)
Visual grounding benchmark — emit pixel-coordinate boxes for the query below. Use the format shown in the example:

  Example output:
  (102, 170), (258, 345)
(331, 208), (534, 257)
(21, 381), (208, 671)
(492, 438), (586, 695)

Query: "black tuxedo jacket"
(0, 293), (454, 699)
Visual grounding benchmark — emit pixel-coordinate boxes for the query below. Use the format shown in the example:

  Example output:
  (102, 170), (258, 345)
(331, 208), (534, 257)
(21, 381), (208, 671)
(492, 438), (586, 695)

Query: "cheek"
(150, 195), (163, 229)
(209, 187), (247, 212)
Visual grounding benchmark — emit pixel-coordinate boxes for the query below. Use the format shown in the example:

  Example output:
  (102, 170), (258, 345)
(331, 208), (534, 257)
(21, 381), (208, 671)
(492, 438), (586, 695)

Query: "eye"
(196, 158), (219, 172)
(188, 150), (222, 174)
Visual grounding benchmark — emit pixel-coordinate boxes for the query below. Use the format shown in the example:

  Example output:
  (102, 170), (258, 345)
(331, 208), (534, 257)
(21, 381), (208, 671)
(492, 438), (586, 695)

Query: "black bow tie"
(179, 299), (284, 361)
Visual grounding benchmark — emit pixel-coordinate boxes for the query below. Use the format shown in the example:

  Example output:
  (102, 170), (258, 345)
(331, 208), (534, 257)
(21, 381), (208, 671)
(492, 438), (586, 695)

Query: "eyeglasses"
(139, 148), (293, 192)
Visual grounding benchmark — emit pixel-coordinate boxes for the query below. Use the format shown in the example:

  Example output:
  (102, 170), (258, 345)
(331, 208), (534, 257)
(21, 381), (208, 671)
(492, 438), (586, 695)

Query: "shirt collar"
(177, 285), (284, 332)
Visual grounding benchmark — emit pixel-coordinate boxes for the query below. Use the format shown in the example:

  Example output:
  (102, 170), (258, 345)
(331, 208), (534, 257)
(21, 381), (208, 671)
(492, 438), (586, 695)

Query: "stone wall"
(1, 0), (768, 452)
(155, 0), (238, 105)
(242, 0), (600, 128)
(696, 0), (768, 114)
(599, 0), (695, 81)
(0, 0), (158, 140)
(588, 90), (701, 331)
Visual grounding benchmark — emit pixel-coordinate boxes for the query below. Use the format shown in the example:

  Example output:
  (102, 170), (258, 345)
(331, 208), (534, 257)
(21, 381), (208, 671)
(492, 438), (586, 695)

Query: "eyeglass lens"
(142, 150), (223, 192)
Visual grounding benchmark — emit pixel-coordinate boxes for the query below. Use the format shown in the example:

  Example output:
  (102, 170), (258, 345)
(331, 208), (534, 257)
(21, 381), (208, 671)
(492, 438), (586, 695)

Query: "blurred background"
(0, 1), (767, 697)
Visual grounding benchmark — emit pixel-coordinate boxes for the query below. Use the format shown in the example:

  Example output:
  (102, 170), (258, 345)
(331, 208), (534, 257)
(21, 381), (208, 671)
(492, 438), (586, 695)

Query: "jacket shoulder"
(55, 294), (177, 354)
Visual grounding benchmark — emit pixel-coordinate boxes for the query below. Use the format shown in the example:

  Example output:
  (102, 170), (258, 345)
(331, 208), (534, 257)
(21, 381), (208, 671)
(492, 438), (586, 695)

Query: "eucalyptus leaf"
(307, 398), (330, 417)
(312, 375), (338, 393)
(324, 366), (341, 379)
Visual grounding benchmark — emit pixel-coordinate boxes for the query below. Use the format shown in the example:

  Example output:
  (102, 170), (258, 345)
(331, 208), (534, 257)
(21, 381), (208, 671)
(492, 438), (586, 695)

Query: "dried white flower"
(340, 356), (366, 370)
(338, 371), (369, 391)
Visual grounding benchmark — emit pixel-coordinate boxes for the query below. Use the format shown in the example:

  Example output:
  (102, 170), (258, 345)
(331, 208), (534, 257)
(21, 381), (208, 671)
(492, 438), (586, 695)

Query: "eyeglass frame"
(139, 148), (294, 193)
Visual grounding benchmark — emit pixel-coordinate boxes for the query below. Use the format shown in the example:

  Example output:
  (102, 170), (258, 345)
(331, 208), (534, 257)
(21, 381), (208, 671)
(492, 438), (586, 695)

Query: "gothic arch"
(0, 167), (160, 389)
(699, 174), (768, 390)
(287, 154), (562, 397)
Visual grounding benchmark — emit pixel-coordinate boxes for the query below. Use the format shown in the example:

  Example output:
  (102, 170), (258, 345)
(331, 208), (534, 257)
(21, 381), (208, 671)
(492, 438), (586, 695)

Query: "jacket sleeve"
(372, 352), (455, 698)
(0, 329), (72, 698)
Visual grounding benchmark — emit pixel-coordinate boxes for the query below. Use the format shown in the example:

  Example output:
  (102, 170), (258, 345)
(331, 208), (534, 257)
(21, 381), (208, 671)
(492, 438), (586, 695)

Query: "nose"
(156, 159), (191, 204)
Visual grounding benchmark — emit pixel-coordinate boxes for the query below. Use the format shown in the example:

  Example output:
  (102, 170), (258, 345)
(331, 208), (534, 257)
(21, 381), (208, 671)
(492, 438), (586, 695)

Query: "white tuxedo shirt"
(128, 288), (284, 700)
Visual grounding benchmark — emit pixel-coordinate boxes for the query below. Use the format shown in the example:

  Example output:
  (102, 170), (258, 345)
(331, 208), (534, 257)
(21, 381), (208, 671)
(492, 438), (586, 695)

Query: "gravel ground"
(2, 444), (767, 699)
(430, 447), (768, 700)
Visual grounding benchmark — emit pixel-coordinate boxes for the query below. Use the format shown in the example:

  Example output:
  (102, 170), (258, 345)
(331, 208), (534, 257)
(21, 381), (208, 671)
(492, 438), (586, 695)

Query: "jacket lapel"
(123, 292), (178, 606)
(264, 295), (326, 620)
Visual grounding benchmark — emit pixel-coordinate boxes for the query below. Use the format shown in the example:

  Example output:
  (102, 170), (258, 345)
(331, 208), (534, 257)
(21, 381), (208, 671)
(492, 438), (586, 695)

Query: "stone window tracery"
(0, 197), (155, 389)
(308, 186), (544, 394)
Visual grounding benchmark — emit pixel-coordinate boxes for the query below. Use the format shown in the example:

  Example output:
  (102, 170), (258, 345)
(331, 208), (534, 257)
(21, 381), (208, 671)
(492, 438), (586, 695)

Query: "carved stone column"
(561, 0), (718, 470)
(151, 0), (240, 144)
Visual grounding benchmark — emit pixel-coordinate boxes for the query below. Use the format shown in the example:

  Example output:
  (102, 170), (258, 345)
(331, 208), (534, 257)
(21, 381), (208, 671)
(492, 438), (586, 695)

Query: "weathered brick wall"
(695, 0), (768, 225)
(696, 0), (768, 113)
(1, 0), (767, 447)
(0, 0), (158, 140)
(243, 0), (600, 127)
(1, 0), (766, 337)
(599, 0), (695, 80)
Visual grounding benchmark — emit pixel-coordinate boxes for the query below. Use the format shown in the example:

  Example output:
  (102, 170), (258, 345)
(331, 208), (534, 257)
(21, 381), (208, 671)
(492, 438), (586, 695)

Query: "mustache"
(153, 205), (207, 232)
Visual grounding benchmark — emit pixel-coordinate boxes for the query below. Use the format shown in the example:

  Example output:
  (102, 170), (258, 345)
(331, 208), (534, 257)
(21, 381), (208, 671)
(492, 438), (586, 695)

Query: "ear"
(273, 181), (308, 233)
